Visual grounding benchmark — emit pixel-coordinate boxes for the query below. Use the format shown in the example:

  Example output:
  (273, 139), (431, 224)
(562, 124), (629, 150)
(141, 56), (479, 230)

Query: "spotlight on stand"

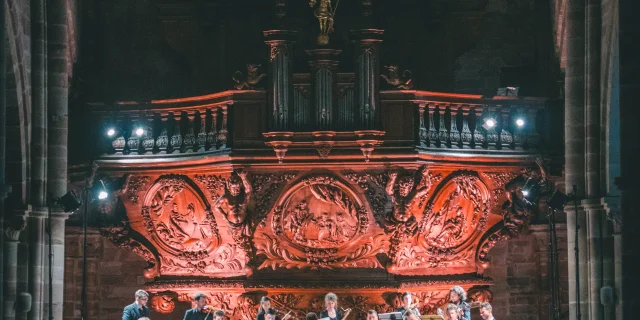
(515, 117), (525, 128)
(482, 113), (497, 130)
(521, 178), (541, 204)
(106, 128), (116, 137)
(497, 86), (519, 97)
(95, 180), (109, 200)
(547, 190), (569, 211)
(55, 190), (83, 213)
(134, 127), (145, 137)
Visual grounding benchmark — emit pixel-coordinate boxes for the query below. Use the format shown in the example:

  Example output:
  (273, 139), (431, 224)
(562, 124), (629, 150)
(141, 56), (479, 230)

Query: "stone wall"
(64, 225), (568, 320)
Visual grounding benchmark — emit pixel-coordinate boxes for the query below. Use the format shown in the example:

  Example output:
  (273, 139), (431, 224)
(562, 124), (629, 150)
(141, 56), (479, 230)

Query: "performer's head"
(401, 292), (412, 308)
(265, 308), (277, 320)
(479, 302), (493, 319)
(449, 286), (466, 304)
(366, 310), (378, 320)
(228, 175), (243, 196)
(194, 293), (207, 310)
(398, 176), (415, 197)
(135, 290), (149, 307)
(306, 313), (318, 320)
(325, 293), (338, 311)
(213, 310), (225, 320)
(446, 304), (459, 320)
(259, 296), (272, 314)
(405, 312), (419, 320)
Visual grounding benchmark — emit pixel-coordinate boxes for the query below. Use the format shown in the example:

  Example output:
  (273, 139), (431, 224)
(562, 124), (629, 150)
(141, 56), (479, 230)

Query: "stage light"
(485, 118), (496, 127)
(515, 118), (525, 127)
(106, 128), (116, 137)
(521, 177), (540, 202)
(94, 180), (109, 200)
(135, 127), (145, 136)
(56, 190), (83, 213)
(547, 190), (568, 211)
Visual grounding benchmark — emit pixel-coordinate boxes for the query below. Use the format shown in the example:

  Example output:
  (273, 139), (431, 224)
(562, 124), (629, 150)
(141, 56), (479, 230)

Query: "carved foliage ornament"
(127, 176), (151, 205)
(151, 294), (176, 314)
(141, 175), (220, 260)
(255, 175), (387, 270)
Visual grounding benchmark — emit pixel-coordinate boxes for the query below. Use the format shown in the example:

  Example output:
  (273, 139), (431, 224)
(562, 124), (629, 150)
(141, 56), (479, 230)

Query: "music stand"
(378, 312), (403, 320)
(419, 316), (444, 320)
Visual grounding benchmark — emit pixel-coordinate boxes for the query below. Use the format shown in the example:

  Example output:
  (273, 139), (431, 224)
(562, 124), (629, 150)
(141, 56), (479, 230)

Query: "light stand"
(80, 163), (99, 320)
(47, 205), (53, 320)
(545, 190), (568, 320)
(572, 184), (581, 320)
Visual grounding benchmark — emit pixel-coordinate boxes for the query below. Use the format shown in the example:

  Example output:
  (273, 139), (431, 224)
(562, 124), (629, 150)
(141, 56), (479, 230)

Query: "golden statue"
(309, 0), (338, 45)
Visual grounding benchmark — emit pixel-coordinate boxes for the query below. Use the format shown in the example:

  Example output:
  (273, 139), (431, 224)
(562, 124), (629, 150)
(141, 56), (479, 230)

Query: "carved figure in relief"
(233, 64), (266, 90)
(386, 166), (432, 223)
(283, 184), (358, 247)
(381, 65), (414, 90)
(215, 170), (252, 227)
(430, 206), (466, 248)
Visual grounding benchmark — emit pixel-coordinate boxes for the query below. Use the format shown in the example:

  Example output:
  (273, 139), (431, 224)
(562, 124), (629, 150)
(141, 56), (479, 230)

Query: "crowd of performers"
(122, 286), (496, 320)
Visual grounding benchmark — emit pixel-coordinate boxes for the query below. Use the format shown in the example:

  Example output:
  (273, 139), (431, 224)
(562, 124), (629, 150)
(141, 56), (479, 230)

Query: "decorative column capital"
(350, 29), (384, 41)
(601, 196), (621, 233)
(305, 48), (342, 70)
(4, 213), (27, 241)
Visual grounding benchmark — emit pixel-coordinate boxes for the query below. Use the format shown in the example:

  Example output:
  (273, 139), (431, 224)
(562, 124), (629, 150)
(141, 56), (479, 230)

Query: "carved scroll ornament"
(151, 294), (176, 314)
(254, 175), (388, 270)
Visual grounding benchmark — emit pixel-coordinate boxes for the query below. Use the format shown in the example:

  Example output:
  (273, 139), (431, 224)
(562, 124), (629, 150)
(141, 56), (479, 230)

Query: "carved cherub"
(232, 64), (266, 90)
(386, 166), (432, 223)
(381, 65), (414, 90)
(214, 170), (252, 227)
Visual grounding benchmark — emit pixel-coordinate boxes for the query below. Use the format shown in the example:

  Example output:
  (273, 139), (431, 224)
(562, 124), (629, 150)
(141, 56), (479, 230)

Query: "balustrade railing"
(89, 90), (560, 159)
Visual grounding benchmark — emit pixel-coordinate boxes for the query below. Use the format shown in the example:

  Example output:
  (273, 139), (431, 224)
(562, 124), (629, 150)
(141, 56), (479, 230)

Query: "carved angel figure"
(232, 64), (266, 90)
(381, 65), (414, 90)
(386, 166), (432, 223)
(215, 170), (252, 227)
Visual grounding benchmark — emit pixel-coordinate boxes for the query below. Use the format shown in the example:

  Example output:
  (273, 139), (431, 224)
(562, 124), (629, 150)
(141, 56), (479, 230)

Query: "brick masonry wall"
(64, 225), (569, 320)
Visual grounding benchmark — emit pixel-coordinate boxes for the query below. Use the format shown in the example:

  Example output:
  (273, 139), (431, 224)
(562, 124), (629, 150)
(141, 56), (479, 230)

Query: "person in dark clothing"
(183, 293), (214, 320)
(319, 293), (351, 320)
(122, 290), (150, 320)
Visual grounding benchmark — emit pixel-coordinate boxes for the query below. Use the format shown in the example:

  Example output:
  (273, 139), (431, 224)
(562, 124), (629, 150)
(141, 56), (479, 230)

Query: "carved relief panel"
(131, 174), (249, 277)
(254, 174), (388, 270)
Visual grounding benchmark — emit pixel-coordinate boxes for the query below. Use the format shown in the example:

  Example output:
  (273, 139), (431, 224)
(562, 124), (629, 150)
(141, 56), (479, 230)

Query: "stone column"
(618, 1), (640, 319)
(27, 209), (47, 320)
(351, 29), (383, 130)
(264, 30), (297, 132)
(42, 212), (69, 320)
(585, 0), (600, 198)
(4, 215), (27, 320)
(0, 0), (7, 314)
(564, 0), (586, 196)
(306, 49), (341, 131)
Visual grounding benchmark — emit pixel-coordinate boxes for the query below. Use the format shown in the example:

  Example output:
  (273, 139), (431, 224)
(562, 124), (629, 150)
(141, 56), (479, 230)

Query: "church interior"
(1, 0), (638, 319)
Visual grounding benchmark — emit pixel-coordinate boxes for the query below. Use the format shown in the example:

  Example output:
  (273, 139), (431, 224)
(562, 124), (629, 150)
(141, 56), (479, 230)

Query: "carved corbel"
(354, 130), (385, 162)
(312, 131), (336, 160)
(151, 293), (177, 314)
(264, 132), (294, 163)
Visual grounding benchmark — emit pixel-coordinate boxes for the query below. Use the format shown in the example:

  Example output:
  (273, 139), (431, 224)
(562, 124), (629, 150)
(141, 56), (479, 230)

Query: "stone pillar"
(264, 30), (297, 131)
(585, 0), (600, 198)
(582, 199), (614, 320)
(566, 204), (590, 320)
(306, 49), (341, 131)
(3, 216), (26, 320)
(351, 29), (383, 130)
(564, 0), (586, 196)
(47, 0), (69, 199)
(42, 212), (69, 320)
(618, 1), (640, 319)
(0, 0), (7, 314)
(31, 0), (48, 207)
(27, 209), (47, 320)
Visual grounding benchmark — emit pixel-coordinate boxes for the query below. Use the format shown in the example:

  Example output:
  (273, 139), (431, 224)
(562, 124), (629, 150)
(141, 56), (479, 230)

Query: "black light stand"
(47, 205), (53, 320)
(572, 184), (581, 320)
(80, 162), (99, 320)
(546, 190), (568, 320)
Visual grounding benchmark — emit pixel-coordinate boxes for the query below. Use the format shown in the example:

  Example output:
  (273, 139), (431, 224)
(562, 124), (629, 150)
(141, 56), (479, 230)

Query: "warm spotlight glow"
(516, 118), (525, 127)
(107, 128), (116, 136)
(135, 128), (145, 136)
(484, 119), (496, 128)
(98, 191), (109, 200)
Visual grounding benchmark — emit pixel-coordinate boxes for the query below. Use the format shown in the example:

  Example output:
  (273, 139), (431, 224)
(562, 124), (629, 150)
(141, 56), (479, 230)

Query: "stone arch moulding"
(253, 174), (389, 270)
(387, 170), (497, 276)
(137, 174), (249, 277)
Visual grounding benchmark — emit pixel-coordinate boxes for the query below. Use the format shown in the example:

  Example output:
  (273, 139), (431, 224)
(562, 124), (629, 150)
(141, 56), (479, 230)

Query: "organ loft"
(1, 0), (638, 320)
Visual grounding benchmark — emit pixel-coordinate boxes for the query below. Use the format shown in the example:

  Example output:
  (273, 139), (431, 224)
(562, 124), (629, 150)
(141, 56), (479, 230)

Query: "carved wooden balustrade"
(89, 85), (560, 164)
